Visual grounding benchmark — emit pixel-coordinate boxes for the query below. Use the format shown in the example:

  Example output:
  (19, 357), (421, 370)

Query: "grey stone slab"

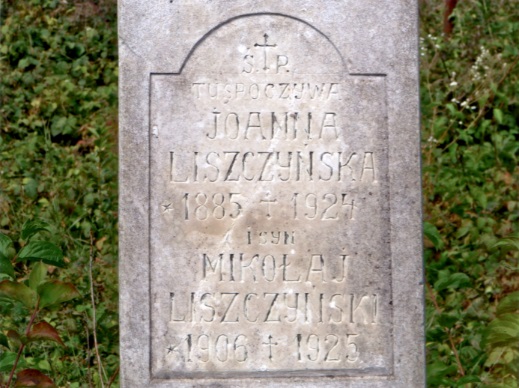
(119, 1), (424, 386)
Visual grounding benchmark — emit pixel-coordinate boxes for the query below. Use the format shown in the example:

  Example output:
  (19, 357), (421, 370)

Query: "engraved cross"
(260, 192), (278, 219)
(254, 33), (277, 71)
(262, 335), (278, 361)
(341, 195), (357, 220)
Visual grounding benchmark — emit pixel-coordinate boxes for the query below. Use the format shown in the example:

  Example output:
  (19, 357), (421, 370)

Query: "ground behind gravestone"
(0, 0), (518, 386)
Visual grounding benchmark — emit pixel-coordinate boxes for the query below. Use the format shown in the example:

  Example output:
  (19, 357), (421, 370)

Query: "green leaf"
(424, 222), (444, 250)
(494, 108), (504, 124)
(485, 346), (507, 367)
(0, 280), (37, 309)
(22, 178), (38, 200)
(502, 347), (516, 364)
(471, 187), (487, 209)
(426, 361), (457, 386)
(448, 272), (471, 289)
(18, 58), (30, 69)
(485, 314), (519, 346)
(37, 280), (80, 309)
(18, 241), (64, 267)
(456, 375), (481, 384)
(27, 321), (64, 346)
(437, 312), (460, 328)
(0, 351), (17, 373)
(446, 103), (458, 116)
(37, 359), (51, 372)
(492, 237), (519, 252)
(434, 272), (471, 291)
(14, 369), (55, 388)
(497, 292), (519, 316)
(455, 225), (471, 239)
(29, 262), (47, 290)
(0, 233), (12, 256)
(21, 219), (51, 242)
(0, 252), (15, 278)
(7, 330), (23, 347)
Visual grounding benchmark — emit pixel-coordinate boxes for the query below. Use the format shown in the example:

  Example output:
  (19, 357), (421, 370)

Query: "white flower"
(450, 81), (458, 87)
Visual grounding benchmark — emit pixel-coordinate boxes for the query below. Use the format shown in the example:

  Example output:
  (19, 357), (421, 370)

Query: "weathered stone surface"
(119, 1), (424, 387)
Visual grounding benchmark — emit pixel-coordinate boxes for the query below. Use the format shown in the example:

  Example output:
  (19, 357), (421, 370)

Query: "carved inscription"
(150, 20), (392, 377)
(192, 83), (340, 102)
(201, 253), (351, 283)
(165, 332), (363, 365)
(206, 110), (339, 140)
(178, 192), (357, 221)
(169, 151), (376, 183)
(170, 291), (378, 324)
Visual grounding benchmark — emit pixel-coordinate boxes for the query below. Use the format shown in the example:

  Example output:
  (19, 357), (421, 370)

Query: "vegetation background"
(0, 0), (517, 386)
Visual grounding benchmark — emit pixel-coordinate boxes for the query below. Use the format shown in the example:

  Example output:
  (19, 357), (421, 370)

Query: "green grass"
(0, 0), (518, 386)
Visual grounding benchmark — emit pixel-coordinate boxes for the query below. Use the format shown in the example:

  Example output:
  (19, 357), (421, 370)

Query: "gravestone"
(119, 1), (424, 386)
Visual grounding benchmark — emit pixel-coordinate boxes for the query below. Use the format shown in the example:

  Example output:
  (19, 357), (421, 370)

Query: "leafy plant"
(0, 0), (119, 385)
(483, 291), (519, 386)
(0, 220), (79, 387)
(421, 0), (519, 386)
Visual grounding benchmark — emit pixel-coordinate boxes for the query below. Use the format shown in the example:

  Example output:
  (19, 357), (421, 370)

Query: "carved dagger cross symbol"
(254, 33), (277, 71)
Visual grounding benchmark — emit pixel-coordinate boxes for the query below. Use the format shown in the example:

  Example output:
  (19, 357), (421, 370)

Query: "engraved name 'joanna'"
(206, 111), (339, 140)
